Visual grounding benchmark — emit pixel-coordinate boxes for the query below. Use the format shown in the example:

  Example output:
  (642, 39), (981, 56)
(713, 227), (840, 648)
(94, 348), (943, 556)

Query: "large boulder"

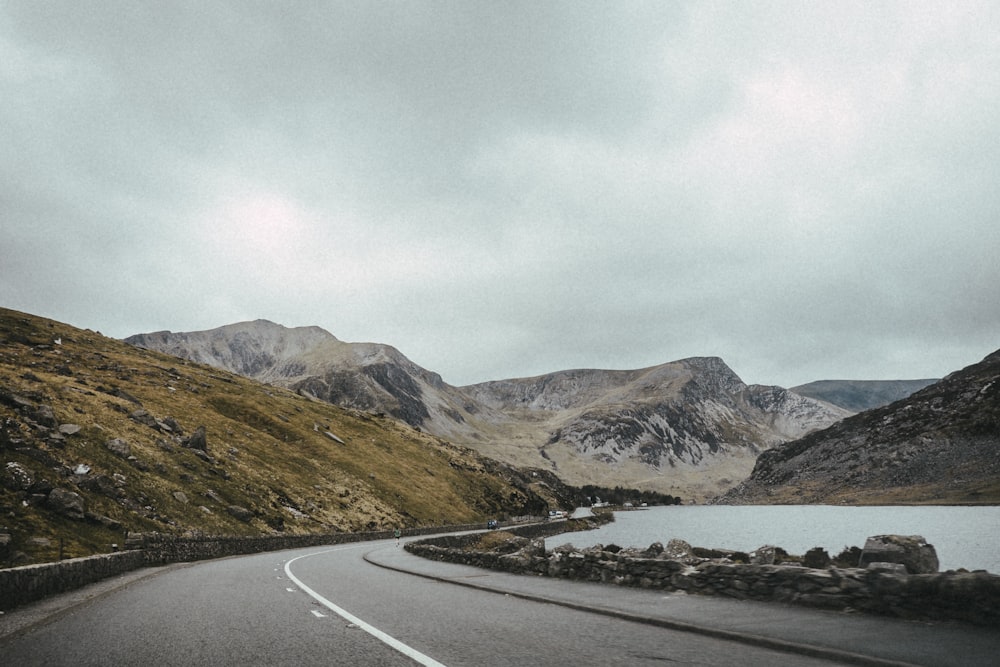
(46, 487), (86, 520)
(859, 534), (939, 574)
(2, 461), (33, 491)
(186, 425), (208, 451)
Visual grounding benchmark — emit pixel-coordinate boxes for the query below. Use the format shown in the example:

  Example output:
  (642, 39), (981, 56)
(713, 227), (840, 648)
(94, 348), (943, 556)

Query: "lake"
(547, 505), (1000, 573)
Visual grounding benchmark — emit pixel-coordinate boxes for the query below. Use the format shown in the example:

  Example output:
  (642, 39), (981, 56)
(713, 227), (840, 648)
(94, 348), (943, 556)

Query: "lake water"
(547, 505), (1000, 573)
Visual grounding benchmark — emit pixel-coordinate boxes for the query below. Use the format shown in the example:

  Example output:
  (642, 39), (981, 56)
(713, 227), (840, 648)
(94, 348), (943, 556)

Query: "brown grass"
(0, 308), (555, 565)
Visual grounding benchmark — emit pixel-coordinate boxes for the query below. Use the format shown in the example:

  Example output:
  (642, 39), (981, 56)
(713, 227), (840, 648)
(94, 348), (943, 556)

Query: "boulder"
(663, 538), (695, 561)
(803, 547), (831, 569)
(129, 409), (158, 429)
(226, 504), (254, 522)
(46, 487), (86, 520)
(2, 461), (34, 491)
(750, 545), (779, 565)
(186, 425), (208, 451)
(32, 404), (58, 428)
(859, 535), (939, 574)
(161, 417), (184, 434)
(106, 438), (131, 458)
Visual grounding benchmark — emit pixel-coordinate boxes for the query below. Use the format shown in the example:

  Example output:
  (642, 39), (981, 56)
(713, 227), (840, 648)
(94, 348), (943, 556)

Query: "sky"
(2, 1), (999, 388)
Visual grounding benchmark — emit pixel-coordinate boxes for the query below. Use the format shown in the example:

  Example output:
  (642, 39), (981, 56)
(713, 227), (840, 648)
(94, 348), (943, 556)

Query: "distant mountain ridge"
(126, 321), (857, 501)
(791, 379), (938, 412)
(714, 350), (1000, 504)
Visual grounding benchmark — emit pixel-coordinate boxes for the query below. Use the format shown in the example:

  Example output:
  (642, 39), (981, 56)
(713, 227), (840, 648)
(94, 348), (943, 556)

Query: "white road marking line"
(311, 610), (326, 618)
(286, 587), (296, 592)
(285, 548), (447, 667)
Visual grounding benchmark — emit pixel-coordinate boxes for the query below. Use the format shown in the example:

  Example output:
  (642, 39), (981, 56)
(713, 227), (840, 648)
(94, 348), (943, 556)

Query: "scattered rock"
(129, 409), (158, 429)
(173, 491), (189, 504)
(663, 538), (695, 561)
(161, 417), (184, 434)
(186, 425), (207, 451)
(750, 545), (779, 565)
(859, 535), (939, 574)
(58, 423), (81, 436)
(32, 405), (58, 428)
(2, 461), (33, 491)
(106, 438), (131, 458)
(46, 487), (86, 520)
(226, 505), (253, 522)
(803, 547), (831, 569)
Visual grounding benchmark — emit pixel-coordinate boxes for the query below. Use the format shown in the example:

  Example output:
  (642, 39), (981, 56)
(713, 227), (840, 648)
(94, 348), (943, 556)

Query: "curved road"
(0, 537), (858, 666)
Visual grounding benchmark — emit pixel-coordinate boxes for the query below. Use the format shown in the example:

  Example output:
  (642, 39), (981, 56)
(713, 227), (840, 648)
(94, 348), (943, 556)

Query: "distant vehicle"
(487, 519), (498, 529)
(547, 510), (567, 520)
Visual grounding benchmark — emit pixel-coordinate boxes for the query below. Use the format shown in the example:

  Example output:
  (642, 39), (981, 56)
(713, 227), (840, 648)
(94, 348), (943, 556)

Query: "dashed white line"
(285, 548), (447, 667)
(311, 610), (326, 618)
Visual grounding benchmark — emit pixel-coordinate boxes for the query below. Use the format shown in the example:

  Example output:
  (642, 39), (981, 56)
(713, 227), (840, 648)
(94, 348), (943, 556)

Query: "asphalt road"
(0, 537), (867, 666)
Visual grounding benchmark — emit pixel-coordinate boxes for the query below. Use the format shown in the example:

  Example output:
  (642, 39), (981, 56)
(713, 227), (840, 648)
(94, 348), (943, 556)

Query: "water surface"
(548, 505), (1000, 572)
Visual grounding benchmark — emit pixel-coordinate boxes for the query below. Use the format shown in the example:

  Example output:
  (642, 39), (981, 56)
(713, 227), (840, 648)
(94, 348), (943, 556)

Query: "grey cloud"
(2, 1), (997, 389)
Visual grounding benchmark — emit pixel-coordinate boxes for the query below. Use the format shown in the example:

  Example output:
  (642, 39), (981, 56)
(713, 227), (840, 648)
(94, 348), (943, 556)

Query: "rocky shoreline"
(406, 516), (1000, 627)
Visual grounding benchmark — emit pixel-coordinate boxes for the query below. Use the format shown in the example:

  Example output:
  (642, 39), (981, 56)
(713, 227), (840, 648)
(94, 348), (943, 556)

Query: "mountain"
(713, 350), (1000, 505)
(790, 379), (938, 412)
(1, 308), (572, 566)
(126, 321), (851, 502)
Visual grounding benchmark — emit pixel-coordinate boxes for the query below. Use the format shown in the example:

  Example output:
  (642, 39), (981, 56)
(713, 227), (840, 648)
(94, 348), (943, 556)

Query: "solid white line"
(285, 547), (447, 667)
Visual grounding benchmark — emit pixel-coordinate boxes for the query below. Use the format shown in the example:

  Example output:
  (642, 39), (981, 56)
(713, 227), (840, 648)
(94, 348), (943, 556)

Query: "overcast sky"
(3, 2), (998, 388)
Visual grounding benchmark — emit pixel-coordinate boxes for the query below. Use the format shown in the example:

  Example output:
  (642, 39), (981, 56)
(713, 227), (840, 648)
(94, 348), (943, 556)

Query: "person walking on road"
(394, 528), (401, 546)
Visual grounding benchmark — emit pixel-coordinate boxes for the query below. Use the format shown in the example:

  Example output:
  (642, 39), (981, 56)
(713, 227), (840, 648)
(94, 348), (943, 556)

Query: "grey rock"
(859, 534), (939, 574)
(866, 561), (908, 574)
(663, 538), (695, 561)
(226, 505), (253, 522)
(3, 461), (33, 491)
(33, 404), (58, 428)
(106, 438), (131, 458)
(750, 545), (779, 565)
(58, 423), (81, 435)
(129, 409), (158, 428)
(186, 425), (207, 451)
(46, 487), (86, 520)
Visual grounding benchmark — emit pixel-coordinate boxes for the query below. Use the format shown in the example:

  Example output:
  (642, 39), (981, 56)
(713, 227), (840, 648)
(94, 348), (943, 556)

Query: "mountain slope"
(1, 308), (570, 566)
(790, 379), (938, 412)
(714, 350), (1000, 505)
(127, 322), (850, 501)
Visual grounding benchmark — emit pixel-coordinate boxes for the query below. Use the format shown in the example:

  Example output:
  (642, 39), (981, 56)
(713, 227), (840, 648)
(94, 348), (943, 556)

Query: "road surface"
(3, 535), (998, 666)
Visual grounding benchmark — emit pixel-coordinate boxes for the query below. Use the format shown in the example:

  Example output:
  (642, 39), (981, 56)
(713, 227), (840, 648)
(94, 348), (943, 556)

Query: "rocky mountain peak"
(714, 349), (1000, 504)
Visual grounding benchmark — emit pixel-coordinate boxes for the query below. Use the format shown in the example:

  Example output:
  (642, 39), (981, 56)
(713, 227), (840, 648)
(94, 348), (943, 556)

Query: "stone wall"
(0, 550), (148, 611)
(0, 522), (486, 611)
(406, 531), (1000, 627)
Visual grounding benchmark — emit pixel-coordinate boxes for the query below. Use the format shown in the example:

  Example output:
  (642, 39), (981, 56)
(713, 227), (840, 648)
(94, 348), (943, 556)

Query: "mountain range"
(126, 320), (921, 501)
(715, 350), (1000, 505)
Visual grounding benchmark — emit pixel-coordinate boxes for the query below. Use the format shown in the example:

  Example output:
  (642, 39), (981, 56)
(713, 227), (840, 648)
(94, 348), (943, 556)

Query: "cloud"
(1, 1), (998, 388)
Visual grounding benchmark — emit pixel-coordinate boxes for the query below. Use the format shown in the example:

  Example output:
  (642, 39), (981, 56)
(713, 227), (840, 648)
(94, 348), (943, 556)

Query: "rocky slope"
(127, 321), (851, 501)
(790, 379), (938, 412)
(714, 350), (1000, 505)
(1, 308), (572, 566)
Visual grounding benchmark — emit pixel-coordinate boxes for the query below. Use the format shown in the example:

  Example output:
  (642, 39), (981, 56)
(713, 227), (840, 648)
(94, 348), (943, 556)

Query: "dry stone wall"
(407, 525), (1000, 627)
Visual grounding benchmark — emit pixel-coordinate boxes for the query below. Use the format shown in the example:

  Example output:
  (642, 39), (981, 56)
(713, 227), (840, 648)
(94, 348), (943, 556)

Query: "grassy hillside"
(0, 308), (568, 566)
